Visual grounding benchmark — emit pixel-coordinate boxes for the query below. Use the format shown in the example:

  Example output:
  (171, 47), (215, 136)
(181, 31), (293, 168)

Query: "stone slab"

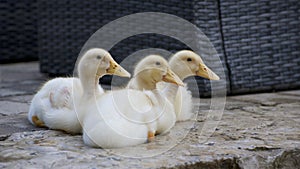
(0, 62), (299, 168)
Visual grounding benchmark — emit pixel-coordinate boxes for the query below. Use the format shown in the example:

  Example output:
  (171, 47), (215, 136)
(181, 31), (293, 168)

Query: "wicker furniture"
(38, 0), (228, 96)
(220, 0), (300, 94)
(0, 0), (38, 63)
(4, 0), (299, 95)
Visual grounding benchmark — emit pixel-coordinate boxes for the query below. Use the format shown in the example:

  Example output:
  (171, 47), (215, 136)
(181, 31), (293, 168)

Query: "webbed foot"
(147, 131), (155, 142)
(32, 115), (45, 127)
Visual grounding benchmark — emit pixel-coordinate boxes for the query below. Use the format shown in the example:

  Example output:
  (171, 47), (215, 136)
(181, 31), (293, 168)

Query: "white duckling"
(82, 55), (184, 148)
(158, 50), (220, 121)
(28, 48), (130, 134)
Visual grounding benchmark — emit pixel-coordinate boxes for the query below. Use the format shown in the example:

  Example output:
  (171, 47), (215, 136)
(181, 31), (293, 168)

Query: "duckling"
(82, 55), (183, 148)
(158, 50), (220, 121)
(28, 48), (130, 134)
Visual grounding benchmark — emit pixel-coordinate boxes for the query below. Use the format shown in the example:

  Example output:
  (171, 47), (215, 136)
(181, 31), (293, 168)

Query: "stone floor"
(0, 62), (299, 168)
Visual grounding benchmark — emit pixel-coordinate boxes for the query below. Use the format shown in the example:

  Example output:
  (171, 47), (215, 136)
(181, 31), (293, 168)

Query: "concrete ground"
(0, 62), (299, 168)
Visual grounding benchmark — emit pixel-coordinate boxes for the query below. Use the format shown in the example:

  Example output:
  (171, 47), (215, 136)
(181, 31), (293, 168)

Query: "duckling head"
(169, 50), (220, 80)
(78, 48), (131, 79)
(133, 55), (184, 90)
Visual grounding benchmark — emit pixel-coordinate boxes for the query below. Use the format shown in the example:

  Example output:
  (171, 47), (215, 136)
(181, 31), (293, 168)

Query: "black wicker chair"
(37, 0), (228, 96)
(220, 0), (300, 94)
(37, 0), (300, 95)
(0, 0), (38, 63)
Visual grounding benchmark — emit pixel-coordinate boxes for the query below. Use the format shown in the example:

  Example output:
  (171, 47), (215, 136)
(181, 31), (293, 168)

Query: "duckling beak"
(107, 60), (131, 78)
(196, 63), (220, 80)
(162, 68), (184, 86)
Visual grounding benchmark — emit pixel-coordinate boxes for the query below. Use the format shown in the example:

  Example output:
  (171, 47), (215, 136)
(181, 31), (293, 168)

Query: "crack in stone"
(0, 134), (10, 141)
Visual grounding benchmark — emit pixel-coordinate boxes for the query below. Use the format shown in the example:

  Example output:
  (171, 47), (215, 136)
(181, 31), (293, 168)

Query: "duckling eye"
(155, 61), (161, 66)
(187, 58), (192, 62)
(96, 55), (102, 60)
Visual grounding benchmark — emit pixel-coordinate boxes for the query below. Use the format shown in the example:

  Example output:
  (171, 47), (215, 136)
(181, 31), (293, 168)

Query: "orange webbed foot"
(147, 131), (155, 142)
(32, 115), (45, 127)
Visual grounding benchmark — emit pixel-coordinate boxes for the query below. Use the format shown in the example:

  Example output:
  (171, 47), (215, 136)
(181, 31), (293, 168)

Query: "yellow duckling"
(82, 55), (183, 148)
(28, 48), (130, 134)
(158, 50), (220, 121)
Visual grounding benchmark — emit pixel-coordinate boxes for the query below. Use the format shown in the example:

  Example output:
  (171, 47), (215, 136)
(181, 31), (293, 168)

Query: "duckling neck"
(172, 68), (191, 80)
(169, 63), (193, 80)
(129, 76), (156, 90)
(152, 89), (168, 103)
(161, 83), (179, 103)
(79, 75), (102, 98)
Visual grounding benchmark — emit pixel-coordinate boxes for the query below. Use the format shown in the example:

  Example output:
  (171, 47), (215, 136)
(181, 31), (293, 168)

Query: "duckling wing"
(28, 78), (70, 124)
(28, 77), (84, 133)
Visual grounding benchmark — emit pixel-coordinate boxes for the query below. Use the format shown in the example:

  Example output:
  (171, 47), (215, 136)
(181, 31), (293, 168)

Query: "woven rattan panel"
(38, 0), (228, 96)
(0, 0), (38, 63)
(220, 0), (300, 94)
